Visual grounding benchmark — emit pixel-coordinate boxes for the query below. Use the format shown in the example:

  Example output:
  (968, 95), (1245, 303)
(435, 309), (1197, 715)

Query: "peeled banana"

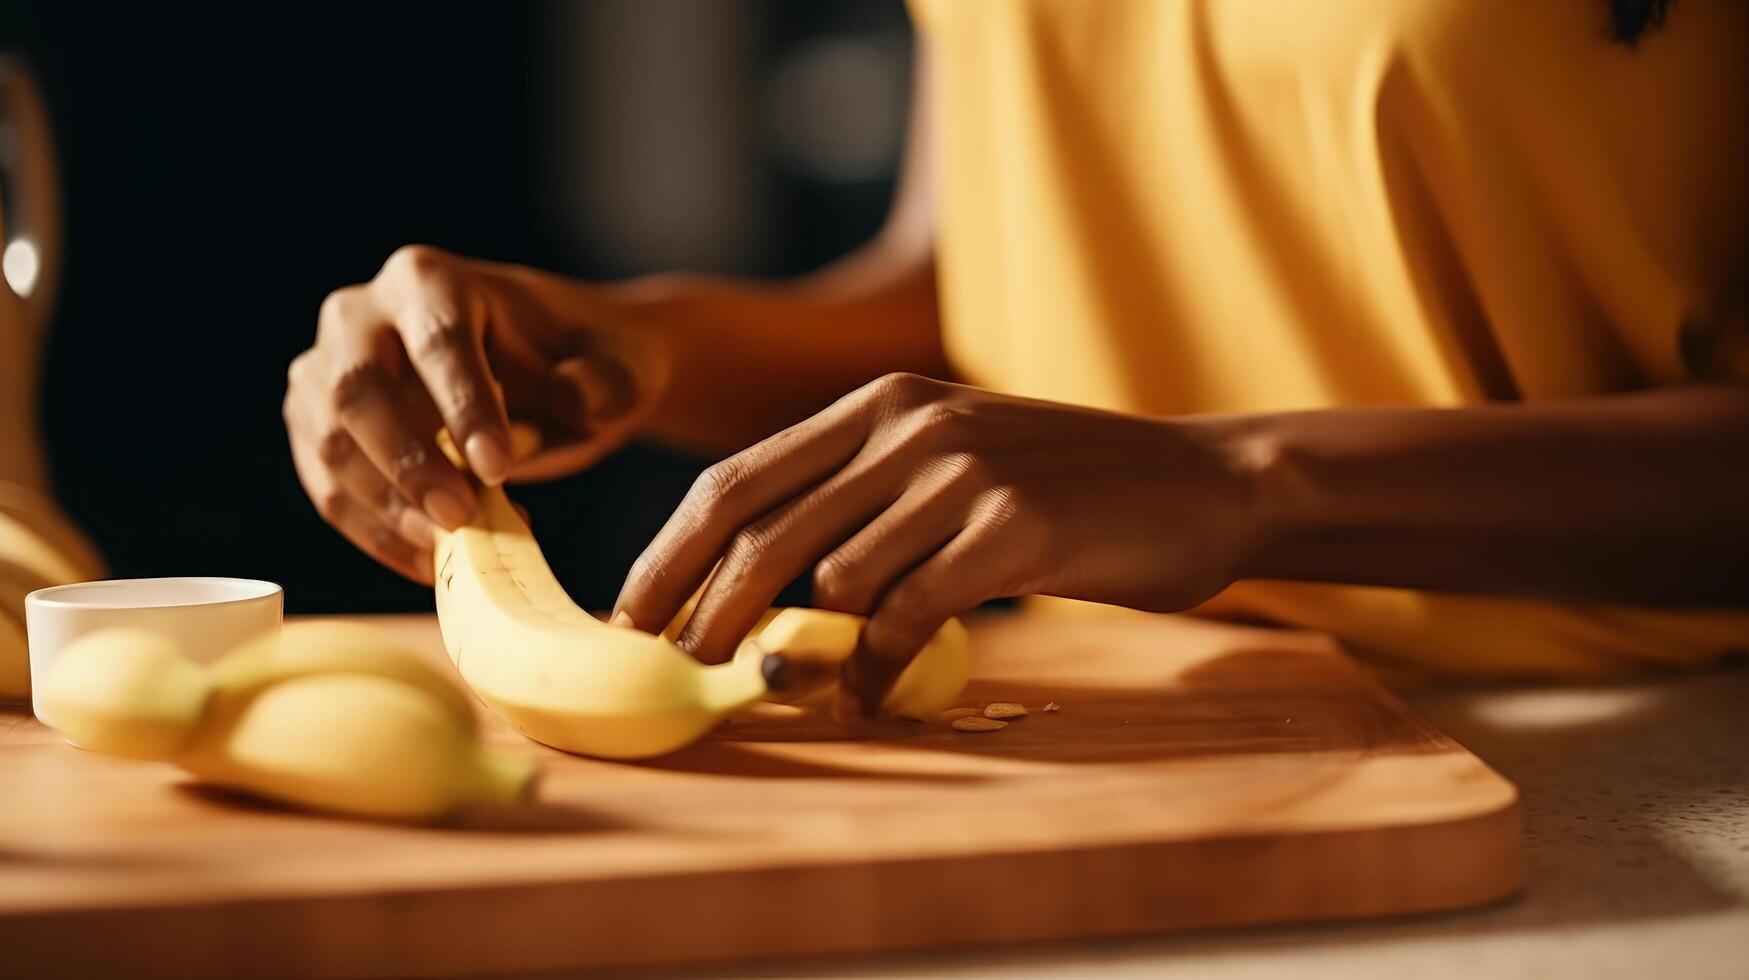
(38, 621), (535, 820)
(36, 627), (210, 759)
(208, 619), (480, 727)
(434, 487), (768, 759)
(741, 607), (969, 718)
(180, 673), (530, 820)
(432, 484), (970, 760)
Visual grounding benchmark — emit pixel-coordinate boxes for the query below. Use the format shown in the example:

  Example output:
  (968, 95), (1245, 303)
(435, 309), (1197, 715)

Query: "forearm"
(1231, 384), (1749, 606)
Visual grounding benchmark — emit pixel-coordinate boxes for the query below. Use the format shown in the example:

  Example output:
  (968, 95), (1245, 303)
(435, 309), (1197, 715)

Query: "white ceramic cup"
(24, 577), (283, 724)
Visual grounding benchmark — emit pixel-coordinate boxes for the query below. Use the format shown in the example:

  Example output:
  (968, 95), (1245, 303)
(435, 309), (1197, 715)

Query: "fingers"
(843, 525), (1005, 717)
(500, 355), (648, 483)
(668, 454), (904, 664)
(612, 401), (871, 637)
(308, 411), (438, 552)
(286, 362), (437, 577)
(551, 353), (636, 429)
(289, 427), (434, 584)
(290, 355), (438, 547)
(317, 288), (476, 530)
(377, 246), (513, 486)
(810, 482), (968, 616)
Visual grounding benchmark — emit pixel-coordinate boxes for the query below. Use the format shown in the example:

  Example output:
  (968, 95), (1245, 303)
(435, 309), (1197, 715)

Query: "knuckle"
(915, 400), (962, 432)
(927, 449), (988, 487)
(877, 371), (931, 398)
(286, 351), (314, 388)
(909, 396), (978, 448)
(977, 485), (1044, 554)
(721, 525), (777, 578)
(811, 554), (869, 613)
(401, 311), (472, 363)
(382, 243), (443, 280)
(315, 489), (349, 523)
(866, 600), (934, 655)
(328, 357), (389, 415)
(315, 426), (353, 467)
(443, 378), (487, 422)
(976, 483), (1024, 526)
(690, 459), (748, 509)
(623, 554), (663, 596)
(386, 440), (433, 481)
(863, 371), (939, 411)
(315, 287), (365, 341)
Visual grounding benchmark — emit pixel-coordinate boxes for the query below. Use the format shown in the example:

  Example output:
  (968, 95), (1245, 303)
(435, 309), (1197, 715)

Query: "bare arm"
(1237, 382), (1749, 606)
(612, 375), (1749, 710)
(284, 45), (942, 577)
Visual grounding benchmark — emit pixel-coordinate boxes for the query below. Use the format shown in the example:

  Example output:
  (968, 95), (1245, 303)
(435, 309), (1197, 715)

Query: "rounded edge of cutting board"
(0, 783), (1524, 978)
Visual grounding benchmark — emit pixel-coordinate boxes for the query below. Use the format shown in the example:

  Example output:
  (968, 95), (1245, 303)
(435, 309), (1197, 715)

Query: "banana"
(432, 422), (970, 757)
(435, 487), (769, 759)
(433, 485), (972, 758)
(179, 673), (532, 820)
(210, 620), (479, 730)
(37, 621), (535, 820)
(34, 627), (210, 758)
(746, 607), (969, 718)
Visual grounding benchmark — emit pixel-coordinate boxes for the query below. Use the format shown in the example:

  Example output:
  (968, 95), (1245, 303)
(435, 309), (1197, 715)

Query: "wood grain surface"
(0, 611), (1521, 977)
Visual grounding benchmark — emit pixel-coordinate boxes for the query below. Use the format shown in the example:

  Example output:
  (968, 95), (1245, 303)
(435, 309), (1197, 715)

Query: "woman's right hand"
(283, 245), (671, 582)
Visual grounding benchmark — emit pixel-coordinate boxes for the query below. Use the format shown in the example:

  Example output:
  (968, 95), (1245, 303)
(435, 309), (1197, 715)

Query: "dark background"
(2, 1), (911, 613)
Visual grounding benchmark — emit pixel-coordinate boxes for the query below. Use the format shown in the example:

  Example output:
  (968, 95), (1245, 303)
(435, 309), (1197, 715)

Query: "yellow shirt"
(911, 0), (1749, 678)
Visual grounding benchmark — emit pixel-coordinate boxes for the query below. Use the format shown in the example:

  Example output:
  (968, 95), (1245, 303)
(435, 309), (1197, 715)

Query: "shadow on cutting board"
(169, 783), (624, 836)
(585, 667), (1747, 980)
(646, 643), (1451, 781)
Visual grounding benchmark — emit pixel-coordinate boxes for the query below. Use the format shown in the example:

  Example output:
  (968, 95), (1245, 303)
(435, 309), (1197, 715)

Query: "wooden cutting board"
(0, 611), (1520, 977)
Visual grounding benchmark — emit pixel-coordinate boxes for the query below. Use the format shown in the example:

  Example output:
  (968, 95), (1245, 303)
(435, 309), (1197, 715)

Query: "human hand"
(612, 373), (1263, 713)
(283, 245), (669, 582)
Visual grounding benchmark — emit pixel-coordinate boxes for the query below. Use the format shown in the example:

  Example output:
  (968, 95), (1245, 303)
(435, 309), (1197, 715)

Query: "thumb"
(549, 355), (636, 434)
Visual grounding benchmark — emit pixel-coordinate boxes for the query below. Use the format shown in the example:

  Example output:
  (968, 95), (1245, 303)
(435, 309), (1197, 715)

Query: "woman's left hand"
(612, 373), (1265, 714)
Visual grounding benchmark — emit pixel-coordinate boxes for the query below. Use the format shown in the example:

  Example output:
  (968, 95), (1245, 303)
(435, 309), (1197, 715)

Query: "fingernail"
(465, 431), (513, 486)
(423, 488), (472, 529)
(609, 610), (634, 629)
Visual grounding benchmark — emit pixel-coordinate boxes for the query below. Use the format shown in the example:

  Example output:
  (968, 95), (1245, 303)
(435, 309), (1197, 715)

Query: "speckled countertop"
(637, 665), (1749, 980)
